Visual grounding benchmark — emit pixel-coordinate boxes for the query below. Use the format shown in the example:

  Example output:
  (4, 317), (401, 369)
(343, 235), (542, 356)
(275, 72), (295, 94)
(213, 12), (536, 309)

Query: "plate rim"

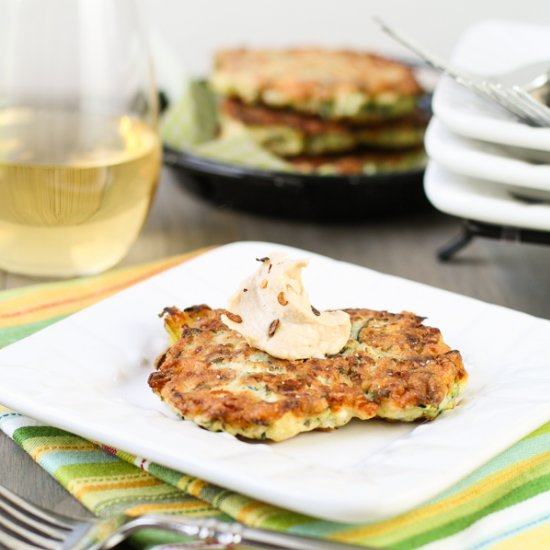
(425, 118), (550, 191)
(424, 161), (550, 231)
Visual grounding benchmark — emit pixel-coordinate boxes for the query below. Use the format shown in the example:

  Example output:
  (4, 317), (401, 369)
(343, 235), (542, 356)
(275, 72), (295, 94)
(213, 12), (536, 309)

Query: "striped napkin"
(0, 252), (549, 549)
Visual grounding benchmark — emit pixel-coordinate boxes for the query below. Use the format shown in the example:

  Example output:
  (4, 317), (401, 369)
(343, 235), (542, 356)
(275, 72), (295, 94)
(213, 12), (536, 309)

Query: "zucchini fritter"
(211, 48), (423, 122)
(220, 98), (427, 157)
(148, 305), (467, 442)
(288, 147), (426, 175)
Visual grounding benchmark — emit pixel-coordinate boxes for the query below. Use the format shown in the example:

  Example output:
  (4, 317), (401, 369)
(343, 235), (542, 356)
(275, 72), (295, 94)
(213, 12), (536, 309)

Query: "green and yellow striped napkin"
(0, 252), (549, 549)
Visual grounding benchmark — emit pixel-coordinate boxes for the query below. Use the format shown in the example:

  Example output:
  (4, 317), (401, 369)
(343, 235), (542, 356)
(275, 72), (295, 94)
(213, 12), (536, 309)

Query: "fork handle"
(373, 16), (473, 82)
(122, 515), (370, 549)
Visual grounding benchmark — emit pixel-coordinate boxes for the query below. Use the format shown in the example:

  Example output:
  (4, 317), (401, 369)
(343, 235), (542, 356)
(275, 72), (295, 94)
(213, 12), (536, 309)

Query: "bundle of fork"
(0, 484), (365, 550)
(375, 17), (550, 127)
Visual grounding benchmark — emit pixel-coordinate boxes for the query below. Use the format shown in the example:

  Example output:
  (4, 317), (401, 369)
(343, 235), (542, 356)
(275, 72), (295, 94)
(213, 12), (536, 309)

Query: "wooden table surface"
(2, 167), (550, 527)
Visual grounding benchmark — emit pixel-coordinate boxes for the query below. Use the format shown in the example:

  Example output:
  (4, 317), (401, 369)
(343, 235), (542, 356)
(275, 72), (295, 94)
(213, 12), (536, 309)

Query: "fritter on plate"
(148, 305), (467, 442)
(211, 48), (423, 122)
(288, 147), (426, 175)
(220, 98), (427, 157)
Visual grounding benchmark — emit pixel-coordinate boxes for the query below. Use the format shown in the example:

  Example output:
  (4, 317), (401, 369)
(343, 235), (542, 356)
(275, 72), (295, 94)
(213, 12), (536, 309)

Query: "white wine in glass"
(0, 0), (161, 277)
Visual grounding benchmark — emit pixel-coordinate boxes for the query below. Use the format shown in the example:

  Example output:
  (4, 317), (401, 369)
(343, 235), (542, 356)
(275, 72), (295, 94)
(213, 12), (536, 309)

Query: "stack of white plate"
(424, 19), (550, 233)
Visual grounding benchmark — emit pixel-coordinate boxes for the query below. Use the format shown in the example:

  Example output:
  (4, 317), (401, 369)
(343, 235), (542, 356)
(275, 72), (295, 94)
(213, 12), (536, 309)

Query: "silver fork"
(0, 484), (367, 550)
(374, 17), (550, 127)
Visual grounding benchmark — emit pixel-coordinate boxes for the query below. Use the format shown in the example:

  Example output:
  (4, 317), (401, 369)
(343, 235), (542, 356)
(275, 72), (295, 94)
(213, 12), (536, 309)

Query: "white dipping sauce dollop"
(221, 253), (351, 360)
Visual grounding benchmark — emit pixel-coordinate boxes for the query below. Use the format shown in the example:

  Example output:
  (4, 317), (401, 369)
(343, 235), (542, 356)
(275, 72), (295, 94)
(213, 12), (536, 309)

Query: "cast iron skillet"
(163, 146), (428, 222)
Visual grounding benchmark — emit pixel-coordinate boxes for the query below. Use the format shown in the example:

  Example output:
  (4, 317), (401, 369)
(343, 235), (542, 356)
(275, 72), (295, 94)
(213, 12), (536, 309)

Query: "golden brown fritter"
(288, 147), (426, 175)
(148, 305), (467, 442)
(220, 98), (427, 156)
(211, 48), (423, 121)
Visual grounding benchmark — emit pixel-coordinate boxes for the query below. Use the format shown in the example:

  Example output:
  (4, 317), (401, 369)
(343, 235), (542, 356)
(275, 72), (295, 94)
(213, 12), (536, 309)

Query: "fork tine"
(0, 486), (73, 529)
(472, 82), (528, 121)
(0, 528), (51, 550)
(0, 499), (66, 546)
(511, 86), (550, 125)
(0, 486), (74, 550)
(0, 517), (59, 549)
(481, 82), (547, 126)
(490, 84), (545, 125)
(466, 76), (550, 126)
(499, 88), (550, 126)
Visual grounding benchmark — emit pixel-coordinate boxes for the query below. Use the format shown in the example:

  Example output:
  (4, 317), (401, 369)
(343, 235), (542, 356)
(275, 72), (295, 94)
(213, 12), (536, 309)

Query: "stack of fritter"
(210, 48), (427, 175)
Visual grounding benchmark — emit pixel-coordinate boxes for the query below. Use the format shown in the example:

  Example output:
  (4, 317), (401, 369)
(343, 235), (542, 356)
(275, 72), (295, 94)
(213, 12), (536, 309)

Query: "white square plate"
(0, 242), (549, 523)
(425, 118), (550, 201)
(424, 162), (550, 231)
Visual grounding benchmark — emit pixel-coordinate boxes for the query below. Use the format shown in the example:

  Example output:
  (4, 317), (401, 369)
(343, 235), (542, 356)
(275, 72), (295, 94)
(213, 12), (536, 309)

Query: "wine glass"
(0, 0), (161, 277)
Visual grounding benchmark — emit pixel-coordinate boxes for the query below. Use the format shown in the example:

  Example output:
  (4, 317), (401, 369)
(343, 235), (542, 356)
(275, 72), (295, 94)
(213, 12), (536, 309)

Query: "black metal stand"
(438, 220), (550, 261)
